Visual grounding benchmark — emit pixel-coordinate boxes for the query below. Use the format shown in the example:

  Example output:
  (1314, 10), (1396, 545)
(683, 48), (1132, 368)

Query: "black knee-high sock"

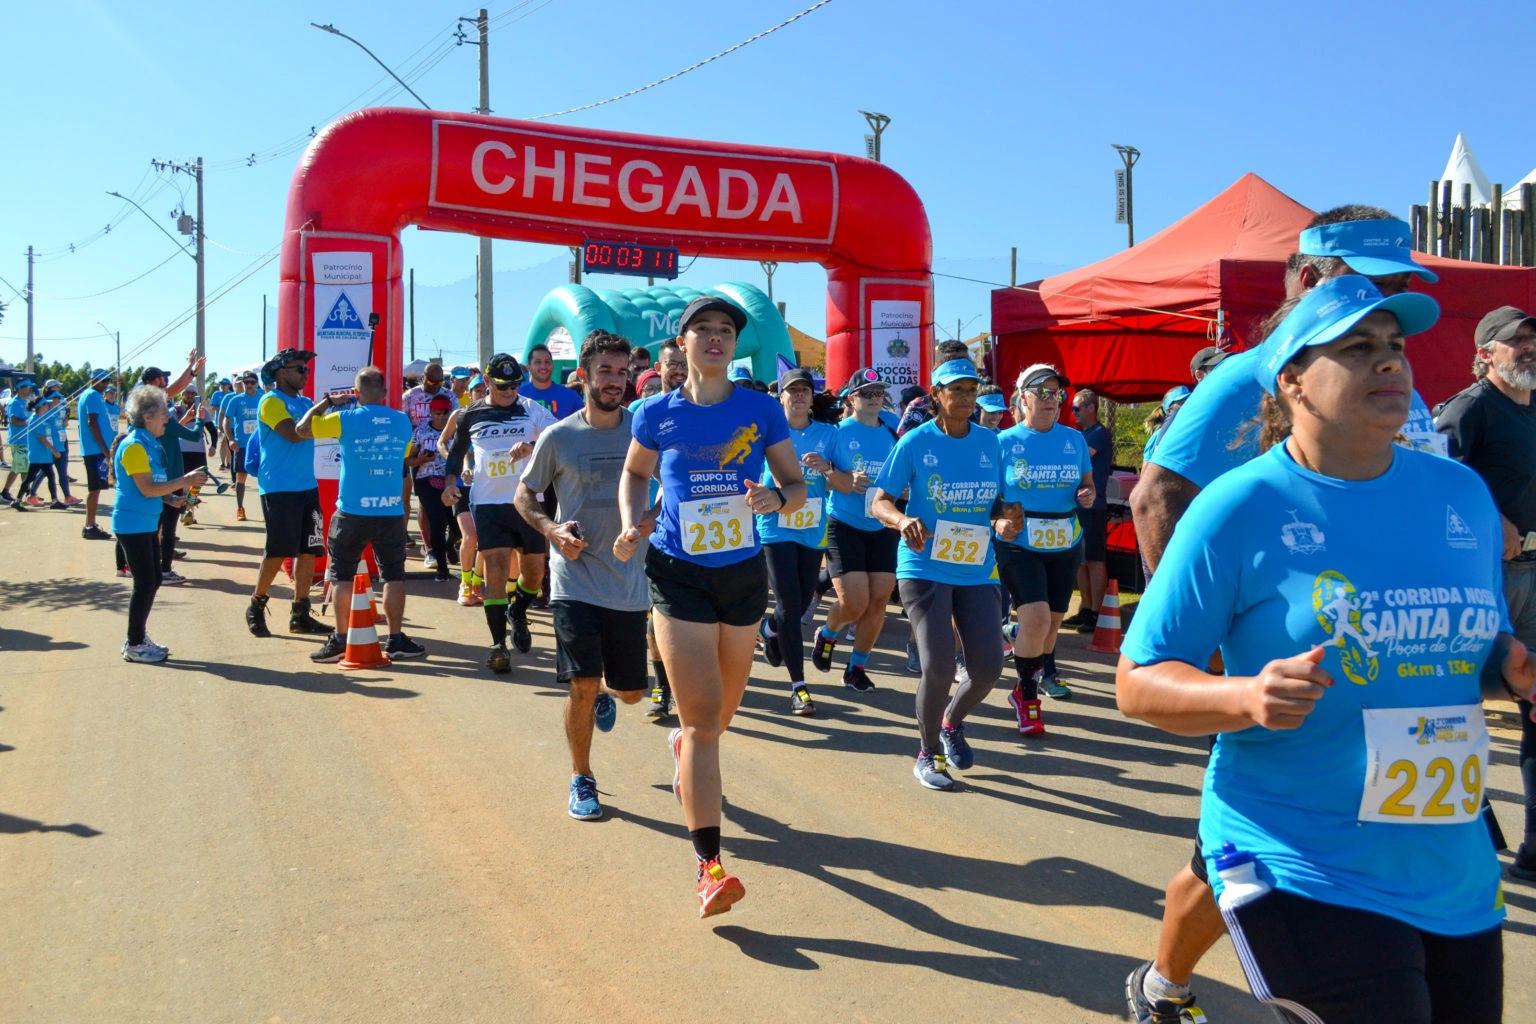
(1014, 654), (1044, 700)
(653, 656), (670, 692)
(235, 479), (246, 508)
(510, 582), (537, 618)
(484, 599), (508, 646)
(690, 826), (721, 863)
(1043, 650), (1057, 678)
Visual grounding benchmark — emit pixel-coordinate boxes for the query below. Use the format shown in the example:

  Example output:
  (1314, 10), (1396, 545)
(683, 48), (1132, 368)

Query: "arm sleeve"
(443, 411), (472, 477)
(520, 429), (558, 494)
(309, 411), (343, 440)
(258, 394), (291, 429)
(120, 442), (152, 476)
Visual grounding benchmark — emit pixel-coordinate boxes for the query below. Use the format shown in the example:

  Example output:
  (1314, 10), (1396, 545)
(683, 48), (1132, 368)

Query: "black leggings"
(118, 531), (162, 645)
(159, 502), (181, 571)
(764, 541), (825, 683)
(1520, 698), (1536, 853)
(24, 461), (57, 500)
(899, 577), (1006, 753)
(1223, 888), (1501, 1024)
(414, 477), (451, 570)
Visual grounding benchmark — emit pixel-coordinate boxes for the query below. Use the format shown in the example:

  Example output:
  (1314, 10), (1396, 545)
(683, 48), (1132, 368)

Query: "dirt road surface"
(3, 491), (1532, 1023)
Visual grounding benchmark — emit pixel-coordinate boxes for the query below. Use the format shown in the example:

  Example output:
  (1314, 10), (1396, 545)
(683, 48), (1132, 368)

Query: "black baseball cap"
(778, 367), (816, 391)
(239, 371), (258, 383)
(485, 353), (524, 386)
(141, 366), (168, 382)
(841, 367), (886, 396)
(1190, 346), (1228, 377)
(679, 296), (747, 334)
(1475, 306), (1536, 348)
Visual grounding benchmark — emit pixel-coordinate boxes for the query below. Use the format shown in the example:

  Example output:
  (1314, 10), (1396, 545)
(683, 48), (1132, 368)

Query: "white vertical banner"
(311, 252), (373, 479)
(864, 134), (877, 160)
(869, 300), (922, 389)
(1115, 168), (1128, 224)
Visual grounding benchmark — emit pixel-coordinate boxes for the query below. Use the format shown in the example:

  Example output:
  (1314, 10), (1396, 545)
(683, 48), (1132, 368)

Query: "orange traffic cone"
(338, 572), (392, 671)
(1087, 579), (1123, 654)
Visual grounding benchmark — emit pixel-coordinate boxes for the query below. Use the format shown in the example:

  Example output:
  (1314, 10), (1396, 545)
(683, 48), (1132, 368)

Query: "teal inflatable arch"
(522, 281), (793, 381)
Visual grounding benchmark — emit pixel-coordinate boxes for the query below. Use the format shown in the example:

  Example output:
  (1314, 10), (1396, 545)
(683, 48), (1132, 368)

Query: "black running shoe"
(508, 613), (532, 654)
(842, 665), (876, 692)
(760, 618), (783, 667)
(383, 633), (427, 660)
(646, 681), (673, 720)
(486, 643), (512, 674)
(289, 600), (332, 635)
(246, 595), (272, 638)
(310, 632), (347, 663)
(82, 524), (114, 540)
(811, 629), (836, 673)
(1125, 961), (1208, 1023)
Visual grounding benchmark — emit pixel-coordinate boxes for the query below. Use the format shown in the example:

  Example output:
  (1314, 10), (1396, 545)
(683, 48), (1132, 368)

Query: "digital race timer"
(581, 241), (680, 279)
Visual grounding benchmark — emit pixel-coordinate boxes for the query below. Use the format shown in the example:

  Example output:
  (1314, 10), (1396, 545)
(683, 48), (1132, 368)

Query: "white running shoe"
(122, 640), (168, 664)
(423, 552), (439, 570)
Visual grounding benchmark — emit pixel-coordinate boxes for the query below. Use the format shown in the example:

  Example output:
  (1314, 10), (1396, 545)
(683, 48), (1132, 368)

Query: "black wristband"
(771, 486), (787, 510)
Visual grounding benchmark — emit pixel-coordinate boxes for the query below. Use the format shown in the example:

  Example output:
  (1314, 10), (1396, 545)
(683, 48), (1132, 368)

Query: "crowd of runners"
(8, 206), (1536, 1023)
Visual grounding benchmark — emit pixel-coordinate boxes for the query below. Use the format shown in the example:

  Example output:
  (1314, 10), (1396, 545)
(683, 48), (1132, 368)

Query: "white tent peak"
(1501, 166), (1536, 210)
(1439, 132), (1493, 207)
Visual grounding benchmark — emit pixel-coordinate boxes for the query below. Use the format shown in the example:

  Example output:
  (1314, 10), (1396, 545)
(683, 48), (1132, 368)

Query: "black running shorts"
(327, 509), (409, 583)
(260, 488), (325, 559)
(553, 601), (649, 690)
(1077, 507), (1109, 562)
(454, 483), (472, 519)
(996, 540), (1083, 614)
(472, 502), (548, 554)
(1222, 888), (1502, 1024)
(84, 453), (109, 492)
(826, 517), (898, 577)
(645, 547), (768, 627)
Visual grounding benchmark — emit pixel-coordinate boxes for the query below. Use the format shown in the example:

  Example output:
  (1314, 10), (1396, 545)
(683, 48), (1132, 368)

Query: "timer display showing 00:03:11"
(581, 242), (680, 278)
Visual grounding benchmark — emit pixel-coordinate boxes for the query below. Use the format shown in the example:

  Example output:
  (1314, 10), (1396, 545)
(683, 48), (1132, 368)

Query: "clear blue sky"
(3, 0), (1531, 374)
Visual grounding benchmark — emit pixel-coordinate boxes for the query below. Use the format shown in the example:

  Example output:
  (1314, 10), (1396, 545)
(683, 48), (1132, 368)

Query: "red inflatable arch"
(278, 107), (933, 413)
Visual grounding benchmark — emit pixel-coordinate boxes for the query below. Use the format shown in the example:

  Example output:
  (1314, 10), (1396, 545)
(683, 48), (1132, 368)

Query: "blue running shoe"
(593, 692), (616, 733)
(912, 750), (954, 790)
(568, 774), (602, 820)
(940, 723), (974, 770)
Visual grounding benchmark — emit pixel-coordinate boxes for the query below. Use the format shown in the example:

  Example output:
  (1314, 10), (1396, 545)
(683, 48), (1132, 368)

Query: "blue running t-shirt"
(1147, 349), (1261, 488)
(77, 389), (111, 456)
(519, 381), (584, 421)
(632, 385), (791, 567)
(1124, 443), (1508, 937)
(256, 390), (318, 495)
(874, 419), (1002, 586)
(827, 418), (899, 532)
(998, 422), (1091, 552)
(311, 405), (413, 515)
(757, 419), (837, 549)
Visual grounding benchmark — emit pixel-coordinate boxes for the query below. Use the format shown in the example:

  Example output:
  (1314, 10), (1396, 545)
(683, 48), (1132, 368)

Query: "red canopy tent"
(992, 173), (1536, 406)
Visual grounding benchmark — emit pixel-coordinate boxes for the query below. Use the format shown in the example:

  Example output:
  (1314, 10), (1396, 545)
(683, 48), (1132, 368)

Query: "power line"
(528, 0), (834, 120)
(29, 251), (182, 302)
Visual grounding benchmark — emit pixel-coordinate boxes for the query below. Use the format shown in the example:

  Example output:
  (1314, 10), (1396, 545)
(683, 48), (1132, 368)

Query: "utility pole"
(859, 110), (890, 163)
(261, 294), (268, 361)
(154, 157), (206, 385)
(760, 260), (778, 301)
(1113, 144), (1140, 247)
(462, 9), (494, 366)
(25, 245), (34, 374)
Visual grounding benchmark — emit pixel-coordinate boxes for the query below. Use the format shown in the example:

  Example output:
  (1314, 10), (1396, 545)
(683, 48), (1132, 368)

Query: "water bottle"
(1213, 842), (1272, 911)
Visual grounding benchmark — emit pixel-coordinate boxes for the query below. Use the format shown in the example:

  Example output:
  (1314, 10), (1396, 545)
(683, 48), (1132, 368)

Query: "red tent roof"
(992, 173), (1536, 405)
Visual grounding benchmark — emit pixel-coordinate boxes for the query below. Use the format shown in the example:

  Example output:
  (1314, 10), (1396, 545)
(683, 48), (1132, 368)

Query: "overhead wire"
(527, 0), (834, 120)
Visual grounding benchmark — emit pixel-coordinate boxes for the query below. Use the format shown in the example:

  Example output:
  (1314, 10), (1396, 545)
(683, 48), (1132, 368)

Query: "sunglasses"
(490, 380), (518, 391)
(1029, 387), (1066, 400)
(854, 389), (887, 399)
(286, 364), (310, 375)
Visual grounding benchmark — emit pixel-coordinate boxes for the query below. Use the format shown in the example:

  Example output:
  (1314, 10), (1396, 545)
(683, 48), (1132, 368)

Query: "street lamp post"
(310, 23), (431, 109)
(1112, 144), (1140, 247)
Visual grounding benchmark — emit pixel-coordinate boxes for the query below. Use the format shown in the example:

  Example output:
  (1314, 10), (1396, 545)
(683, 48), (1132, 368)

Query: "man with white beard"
(1438, 305), (1536, 882)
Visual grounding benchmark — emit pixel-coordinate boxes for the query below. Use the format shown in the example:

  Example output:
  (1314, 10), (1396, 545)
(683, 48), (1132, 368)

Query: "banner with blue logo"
(311, 251), (373, 479)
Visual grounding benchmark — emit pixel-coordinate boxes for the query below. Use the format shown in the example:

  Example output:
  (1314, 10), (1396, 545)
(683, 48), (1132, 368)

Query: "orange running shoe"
(458, 580), (482, 607)
(696, 857), (745, 918)
(235, 507), (247, 521)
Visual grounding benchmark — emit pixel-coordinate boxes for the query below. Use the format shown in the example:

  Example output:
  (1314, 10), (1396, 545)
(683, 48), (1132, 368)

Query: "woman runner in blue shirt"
(615, 296), (807, 918)
(755, 367), (838, 717)
(870, 358), (1023, 790)
(997, 365), (1095, 731)
(1118, 275), (1536, 1024)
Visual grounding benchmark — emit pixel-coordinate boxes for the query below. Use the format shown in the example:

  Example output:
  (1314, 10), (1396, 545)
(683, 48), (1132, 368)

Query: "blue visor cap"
(727, 365), (754, 383)
(932, 358), (982, 387)
(1161, 385), (1192, 411)
(1298, 219), (1438, 283)
(976, 393), (1007, 413)
(450, 366), (472, 380)
(1255, 275), (1439, 395)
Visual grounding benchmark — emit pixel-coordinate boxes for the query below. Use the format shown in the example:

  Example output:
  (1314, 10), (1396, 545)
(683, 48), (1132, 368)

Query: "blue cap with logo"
(1161, 385), (1192, 411)
(469, 374), (485, 389)
(931, 358), (982, 387)
(976, 392), (1007, 413)
(1254, 274), (1439, 395)
(1298, 218), (1438, 283)
(450, 365), (472, 380)
(727, 365), (754, 383)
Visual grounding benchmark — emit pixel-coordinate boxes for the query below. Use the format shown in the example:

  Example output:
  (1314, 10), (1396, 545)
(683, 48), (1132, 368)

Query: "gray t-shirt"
(520, 407), (649, 611)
